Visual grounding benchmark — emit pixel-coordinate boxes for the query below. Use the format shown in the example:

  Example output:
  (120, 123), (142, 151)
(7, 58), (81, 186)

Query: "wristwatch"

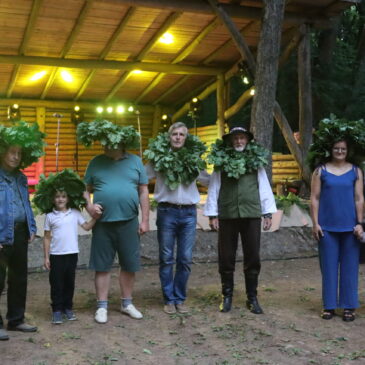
(263, 213), (272, 219)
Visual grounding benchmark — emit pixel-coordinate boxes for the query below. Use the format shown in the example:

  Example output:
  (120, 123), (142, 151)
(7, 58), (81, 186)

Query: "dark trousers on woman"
(0, 223), (29, 328)
(218, 218), (261, 298)
(49, 254), (78, 312)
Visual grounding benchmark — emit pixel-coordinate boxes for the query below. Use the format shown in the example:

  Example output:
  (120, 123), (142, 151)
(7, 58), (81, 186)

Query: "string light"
(159, 32), (174, 44)
(96, 106), (104, 114)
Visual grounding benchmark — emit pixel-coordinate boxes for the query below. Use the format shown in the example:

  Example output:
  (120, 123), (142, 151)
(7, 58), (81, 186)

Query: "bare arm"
(353, 167), (364, 238)
(81, 218), (97, 231)
(43, 230), (51, 270)
(138, 184), (150, 234)
(84, 186), (103, 219)
(310, 167), (323, 241)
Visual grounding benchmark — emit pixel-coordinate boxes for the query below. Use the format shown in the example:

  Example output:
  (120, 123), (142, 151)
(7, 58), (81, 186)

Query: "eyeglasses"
(332, 147), (347, 152)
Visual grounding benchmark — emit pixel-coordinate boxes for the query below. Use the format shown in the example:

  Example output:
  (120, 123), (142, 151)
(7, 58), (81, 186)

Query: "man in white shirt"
(145, 122), (209, 315)
(204, 126), (276, 314)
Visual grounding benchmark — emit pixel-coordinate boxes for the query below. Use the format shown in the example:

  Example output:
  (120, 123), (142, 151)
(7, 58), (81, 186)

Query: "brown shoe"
(176, 303), (189, 314)
(163, 304), (176, 314)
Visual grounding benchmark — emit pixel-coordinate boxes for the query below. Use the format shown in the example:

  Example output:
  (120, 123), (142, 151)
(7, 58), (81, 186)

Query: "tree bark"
(250, 0), (285, 181)
(297, 24), (313, 158)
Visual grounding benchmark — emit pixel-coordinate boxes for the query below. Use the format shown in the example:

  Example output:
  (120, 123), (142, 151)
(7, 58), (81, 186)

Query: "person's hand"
(353, 224), (364, 239)
(0, 244), (3, 250)
(44, 257), (51, 270)
(209, 217), (219, 231)
(312, 224), (324, 241)
(28, 233), (35, 243)
(139, 220), (149, 235)
(263, 217), (272, 231)
(89, 203), (103, 219)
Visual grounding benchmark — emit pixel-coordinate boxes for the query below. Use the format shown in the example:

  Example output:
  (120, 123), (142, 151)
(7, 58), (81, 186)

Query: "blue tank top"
(318, 165), (357, 232)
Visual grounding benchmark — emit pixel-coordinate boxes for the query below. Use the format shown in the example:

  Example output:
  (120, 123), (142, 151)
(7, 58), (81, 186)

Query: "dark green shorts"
(89, 217), (140, 272)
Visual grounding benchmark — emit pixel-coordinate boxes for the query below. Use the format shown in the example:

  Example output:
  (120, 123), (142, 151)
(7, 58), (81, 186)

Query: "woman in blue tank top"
(310, 139), (364, 321)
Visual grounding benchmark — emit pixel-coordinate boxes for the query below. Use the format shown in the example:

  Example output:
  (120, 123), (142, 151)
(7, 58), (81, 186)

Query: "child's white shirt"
(44, 208), (86, 255)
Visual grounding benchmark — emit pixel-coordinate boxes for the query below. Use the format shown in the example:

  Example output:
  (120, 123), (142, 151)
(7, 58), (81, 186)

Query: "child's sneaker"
(63, 309), (77, 321)
(52, 311), (63, 325)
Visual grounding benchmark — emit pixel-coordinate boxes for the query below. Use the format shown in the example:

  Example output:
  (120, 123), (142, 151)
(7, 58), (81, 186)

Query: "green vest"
(218, 171), (261, 219)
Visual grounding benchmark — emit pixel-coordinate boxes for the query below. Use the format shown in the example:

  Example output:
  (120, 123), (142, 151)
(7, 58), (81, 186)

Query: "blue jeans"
(157, 205), (197, 304)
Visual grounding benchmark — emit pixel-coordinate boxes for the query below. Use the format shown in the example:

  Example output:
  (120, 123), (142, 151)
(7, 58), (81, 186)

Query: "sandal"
(321, 309), (335, 320)
(342, 309), (355, 322)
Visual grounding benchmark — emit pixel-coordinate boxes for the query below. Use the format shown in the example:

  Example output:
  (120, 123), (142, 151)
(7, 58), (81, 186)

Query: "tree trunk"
(250, 0), (285, 181)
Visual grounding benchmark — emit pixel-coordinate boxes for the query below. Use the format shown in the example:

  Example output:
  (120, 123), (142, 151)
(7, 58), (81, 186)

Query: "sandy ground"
(1, 257), (365, 365)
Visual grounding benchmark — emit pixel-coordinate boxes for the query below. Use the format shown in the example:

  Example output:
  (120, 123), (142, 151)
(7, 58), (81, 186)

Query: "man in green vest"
(204, 126), (276, 314)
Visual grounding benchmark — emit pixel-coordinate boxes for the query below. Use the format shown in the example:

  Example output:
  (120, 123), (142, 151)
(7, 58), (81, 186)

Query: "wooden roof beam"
(105, 11), (182, 100)
(6, 0), (43, 98)
(41, 0), (94, 99)
(0, 55), (225, 75)
(74, 6), (136, 100)
(106, 0), (332, 26)
(137, 17), (220, 103)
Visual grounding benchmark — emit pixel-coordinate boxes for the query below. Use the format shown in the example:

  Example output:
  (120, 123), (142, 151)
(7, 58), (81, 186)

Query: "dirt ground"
(1, 257), (365, 365)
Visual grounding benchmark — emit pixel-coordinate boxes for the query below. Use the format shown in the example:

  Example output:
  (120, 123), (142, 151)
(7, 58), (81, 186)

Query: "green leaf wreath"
(307, 115), (365, 171)
(0, 121), (46, 169)
(33, 169), (86, 214)
(207, 139), (269, 179)
(77, 119), (140, 150)
(144, 132), (207, 190)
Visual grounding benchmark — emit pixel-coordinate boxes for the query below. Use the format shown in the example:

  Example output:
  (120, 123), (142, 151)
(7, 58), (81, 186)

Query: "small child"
(43, 190), (96, 324)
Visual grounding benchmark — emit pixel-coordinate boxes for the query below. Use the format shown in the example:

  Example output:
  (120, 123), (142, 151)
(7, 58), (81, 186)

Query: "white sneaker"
(95, 308), (108, 323)
(121, 304), (143, 319)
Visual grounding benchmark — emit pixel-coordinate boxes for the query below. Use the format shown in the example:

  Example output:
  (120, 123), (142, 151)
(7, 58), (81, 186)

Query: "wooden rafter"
(6, 0), (43, 98)
(135, 17), (220, 103)
(106, 0), (332, 26)
(75, 6), (137, 100)
(40, 0), (94, 99)
(0, 55), (225, 75)
(105, 11), (182, 100)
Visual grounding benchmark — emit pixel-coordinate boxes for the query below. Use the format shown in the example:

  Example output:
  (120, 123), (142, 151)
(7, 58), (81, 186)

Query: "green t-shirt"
(84, 153), (148, 222)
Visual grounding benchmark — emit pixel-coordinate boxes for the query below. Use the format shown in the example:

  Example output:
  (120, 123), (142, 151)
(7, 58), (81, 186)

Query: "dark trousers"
(49, 254), (78, 312)
(218, 218), (261, 280)
(0, 223), (29, 328)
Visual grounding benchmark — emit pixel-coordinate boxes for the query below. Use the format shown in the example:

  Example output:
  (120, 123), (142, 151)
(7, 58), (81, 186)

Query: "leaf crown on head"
(0, 121), (46, 169)
(33, 169), (86, 214)
(77, 119), (140, 150)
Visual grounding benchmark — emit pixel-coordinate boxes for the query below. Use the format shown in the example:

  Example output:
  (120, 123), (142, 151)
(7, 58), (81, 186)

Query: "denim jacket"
(0, 167), (36, 245)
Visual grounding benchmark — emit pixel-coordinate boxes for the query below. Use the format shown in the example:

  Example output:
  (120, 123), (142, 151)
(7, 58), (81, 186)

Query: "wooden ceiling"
(0, 0), (357, 109)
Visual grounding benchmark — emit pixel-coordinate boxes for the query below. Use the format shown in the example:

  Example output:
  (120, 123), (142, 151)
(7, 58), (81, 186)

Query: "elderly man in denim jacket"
(0, 145), (38, 340)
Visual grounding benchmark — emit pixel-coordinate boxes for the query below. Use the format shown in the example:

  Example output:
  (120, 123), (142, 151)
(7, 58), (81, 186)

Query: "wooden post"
(36, 106), (46, 176)
(298, 24), (313, 157)
(216, 73), (226, 137)
(152, 105), (162, 137)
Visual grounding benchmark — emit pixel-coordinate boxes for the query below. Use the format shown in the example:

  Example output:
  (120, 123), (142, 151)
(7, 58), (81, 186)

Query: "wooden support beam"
(0, 55), (225, 75)
(224, 87), (253, 120)
(152, 105), (162, 137)
(74, 7), (136, 100)
(106, 0), (331, 26)
(40, 0), (94, 99)
(106, 11), (182, 99)
(136, 17), (219, 103)
(216, 74), (226, 137)
(0, 98), (156, 113)
(297, 24), (313, 156)
(36, 106), (46, 176)
(153, 75), (189, 105)
(6, 0), (43, 98)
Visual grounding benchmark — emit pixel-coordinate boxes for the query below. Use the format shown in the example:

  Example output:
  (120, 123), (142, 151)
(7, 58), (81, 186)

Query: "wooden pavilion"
(0, 0), (358, 185)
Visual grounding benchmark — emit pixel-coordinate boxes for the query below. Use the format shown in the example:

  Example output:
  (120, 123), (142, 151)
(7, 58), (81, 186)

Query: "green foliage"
(207, 139), (269, 178)
(275, 192), (309, 215)
(307, 115), (365, 170)
(144, 132), (206, 190)
(33, 169), (86, 214)
(77, 119), (140, 150)
(0, 121), (46, 169)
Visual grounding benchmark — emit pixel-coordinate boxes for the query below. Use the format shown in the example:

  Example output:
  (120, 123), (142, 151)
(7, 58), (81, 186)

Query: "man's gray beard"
(234, 146), (246, 152)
